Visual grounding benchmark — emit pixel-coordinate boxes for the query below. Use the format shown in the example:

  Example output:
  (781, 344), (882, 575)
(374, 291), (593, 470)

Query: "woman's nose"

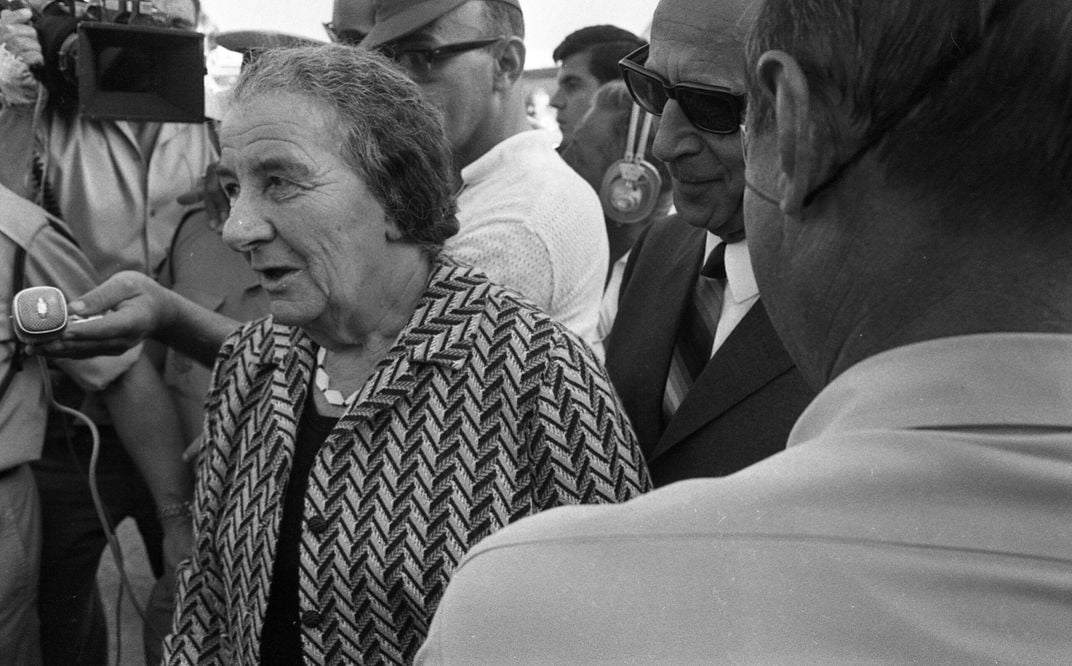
(222, 200), (275, 253)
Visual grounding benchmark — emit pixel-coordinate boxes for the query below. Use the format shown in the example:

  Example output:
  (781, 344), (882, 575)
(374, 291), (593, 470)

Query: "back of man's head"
(743, 0), (1072, 387)
(553, 25), (646, 84)
(747, 0), (1072, 223)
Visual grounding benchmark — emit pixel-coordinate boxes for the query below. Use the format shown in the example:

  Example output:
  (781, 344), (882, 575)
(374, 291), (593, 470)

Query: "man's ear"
(755, 50), (817, 217)
(493, 37), (526, 89)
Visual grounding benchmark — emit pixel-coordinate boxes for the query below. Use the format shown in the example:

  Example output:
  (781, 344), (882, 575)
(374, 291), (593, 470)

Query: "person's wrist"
(157, 500), (193, 522)
(149, 275), (180, 337)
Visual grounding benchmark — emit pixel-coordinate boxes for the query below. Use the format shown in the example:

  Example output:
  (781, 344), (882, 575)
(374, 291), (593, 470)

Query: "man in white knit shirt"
(363, 0), (607, 347)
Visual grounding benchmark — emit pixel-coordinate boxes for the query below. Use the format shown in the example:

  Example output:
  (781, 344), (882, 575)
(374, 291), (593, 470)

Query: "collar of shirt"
(704, 232), (759, 305)
(788, 333), (1072, 446)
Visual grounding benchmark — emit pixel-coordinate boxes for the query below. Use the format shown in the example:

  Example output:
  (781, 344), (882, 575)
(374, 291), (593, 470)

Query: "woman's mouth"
(254, 266), (301, 291)
(261, 267), (293, 281)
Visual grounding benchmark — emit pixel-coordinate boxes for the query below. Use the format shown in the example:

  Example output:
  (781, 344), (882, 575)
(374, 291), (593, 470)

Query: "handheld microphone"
(11, 285), (100, 343)
(12, 285), (69, 343)
(599, 103), (662, 225)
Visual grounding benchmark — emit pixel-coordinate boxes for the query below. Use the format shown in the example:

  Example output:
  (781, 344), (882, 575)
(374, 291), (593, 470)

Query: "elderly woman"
(163, 45), (650, 665)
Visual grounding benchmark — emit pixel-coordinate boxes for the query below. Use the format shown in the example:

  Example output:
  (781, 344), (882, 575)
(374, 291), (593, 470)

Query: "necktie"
(662, 242), (726, 422)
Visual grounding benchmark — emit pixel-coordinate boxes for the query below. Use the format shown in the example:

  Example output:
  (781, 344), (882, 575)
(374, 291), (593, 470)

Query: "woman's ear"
(755, 49), (817, 217)
(492, 37), (526, 89)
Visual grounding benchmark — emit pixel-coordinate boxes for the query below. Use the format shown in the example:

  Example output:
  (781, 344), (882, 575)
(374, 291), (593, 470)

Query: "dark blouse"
(259, 392), (336, 664)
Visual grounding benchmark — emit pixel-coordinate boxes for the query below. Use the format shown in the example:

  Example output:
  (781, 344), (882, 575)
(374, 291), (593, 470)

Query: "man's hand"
(176, 161), (230, 231)
(30, 270), (170, 358)
(0, 7), (43, 105)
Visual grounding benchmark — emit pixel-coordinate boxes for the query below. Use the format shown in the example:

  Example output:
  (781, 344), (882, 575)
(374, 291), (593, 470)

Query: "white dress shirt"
(704, 232), (759, 356)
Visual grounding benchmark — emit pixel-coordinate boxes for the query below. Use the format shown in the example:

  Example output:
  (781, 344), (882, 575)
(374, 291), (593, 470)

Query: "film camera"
(2, 0), (204, 122)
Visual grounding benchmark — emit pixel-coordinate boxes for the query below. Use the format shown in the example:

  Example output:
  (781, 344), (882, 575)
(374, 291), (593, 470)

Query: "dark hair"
(553, 25), (646, 84)
(746, 0), (1072, 218)
(229, 44), (459, 252)
(482, 0), (524, 39)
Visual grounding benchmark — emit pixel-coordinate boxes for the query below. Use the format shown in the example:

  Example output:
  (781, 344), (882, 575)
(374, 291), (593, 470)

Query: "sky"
(200, 0), (658, 69)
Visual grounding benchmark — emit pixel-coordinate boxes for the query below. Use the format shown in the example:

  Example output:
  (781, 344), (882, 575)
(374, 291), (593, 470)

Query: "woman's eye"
(267, 176), (291, 190)
(221, 182), (239, 201)
(265, 176), (301, 199)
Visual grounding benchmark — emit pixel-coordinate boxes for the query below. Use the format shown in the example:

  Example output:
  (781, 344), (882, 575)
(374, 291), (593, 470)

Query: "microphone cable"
(36, 355), (157, 665)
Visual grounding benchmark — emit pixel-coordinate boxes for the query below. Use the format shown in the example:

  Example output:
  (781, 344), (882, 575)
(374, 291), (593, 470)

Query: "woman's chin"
(267, 300), (318, 328)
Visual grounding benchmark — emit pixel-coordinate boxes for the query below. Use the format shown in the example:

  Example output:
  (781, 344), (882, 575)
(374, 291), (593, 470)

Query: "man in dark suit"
(604, 0), (813, 486)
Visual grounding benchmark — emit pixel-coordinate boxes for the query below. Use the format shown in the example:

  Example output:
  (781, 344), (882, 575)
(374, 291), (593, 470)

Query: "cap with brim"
(216, 30), (326, 55)
(362, 0), (521, 49)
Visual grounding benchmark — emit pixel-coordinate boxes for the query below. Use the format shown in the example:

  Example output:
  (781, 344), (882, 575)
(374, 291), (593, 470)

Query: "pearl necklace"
(314, 347), (359, 407)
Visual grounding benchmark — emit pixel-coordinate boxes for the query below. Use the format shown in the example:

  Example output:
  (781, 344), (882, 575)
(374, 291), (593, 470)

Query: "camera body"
(11, 0), (205, 122)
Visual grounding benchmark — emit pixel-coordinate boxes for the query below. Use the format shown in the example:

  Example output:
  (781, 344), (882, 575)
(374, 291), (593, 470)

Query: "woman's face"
(218, 92), (398, 336)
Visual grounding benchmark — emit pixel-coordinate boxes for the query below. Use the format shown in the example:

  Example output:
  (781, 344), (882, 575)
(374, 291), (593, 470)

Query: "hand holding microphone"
(11, 284), (102, 342)
(19, 271), (164, 358)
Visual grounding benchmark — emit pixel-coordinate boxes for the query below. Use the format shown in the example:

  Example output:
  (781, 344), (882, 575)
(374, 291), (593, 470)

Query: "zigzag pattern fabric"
(164, 260), (651, 665)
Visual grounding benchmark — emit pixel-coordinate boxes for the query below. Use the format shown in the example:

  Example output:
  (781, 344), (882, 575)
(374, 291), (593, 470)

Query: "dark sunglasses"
(378, 37), (504, 79)
(618, 45), (745, 135)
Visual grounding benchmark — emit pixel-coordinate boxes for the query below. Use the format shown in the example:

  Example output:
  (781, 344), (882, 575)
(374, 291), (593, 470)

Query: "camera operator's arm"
(35, 270), (241, 367)
(0, 6), (42, 103)
(0, 7), (42, 195)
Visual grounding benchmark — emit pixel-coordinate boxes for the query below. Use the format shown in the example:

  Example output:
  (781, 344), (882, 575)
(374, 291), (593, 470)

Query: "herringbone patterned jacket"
(165, 260), (650, 665)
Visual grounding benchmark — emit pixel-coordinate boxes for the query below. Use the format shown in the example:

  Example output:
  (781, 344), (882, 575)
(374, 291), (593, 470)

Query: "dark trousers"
(31, 419), (165, 666)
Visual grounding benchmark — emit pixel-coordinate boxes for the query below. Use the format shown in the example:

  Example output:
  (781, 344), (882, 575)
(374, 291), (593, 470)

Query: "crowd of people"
(1, 0), (1069, 664)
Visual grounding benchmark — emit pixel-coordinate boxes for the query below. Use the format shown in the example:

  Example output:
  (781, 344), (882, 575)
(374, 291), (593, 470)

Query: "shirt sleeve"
(528, 328), (652, 506)
(24, 217), (141, 391)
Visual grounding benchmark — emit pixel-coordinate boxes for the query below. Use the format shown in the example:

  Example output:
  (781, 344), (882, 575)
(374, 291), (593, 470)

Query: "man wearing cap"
(364, 0), (608, 348)
(602, 0), (812, 486)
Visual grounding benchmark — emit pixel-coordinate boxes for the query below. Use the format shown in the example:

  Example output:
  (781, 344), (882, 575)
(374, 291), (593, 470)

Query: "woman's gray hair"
(229, 44), (459, 251)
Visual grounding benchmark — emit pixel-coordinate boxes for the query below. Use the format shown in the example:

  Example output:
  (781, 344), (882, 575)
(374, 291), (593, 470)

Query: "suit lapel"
(649, 301), (795, 462)
(606, 220), (705, 456)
